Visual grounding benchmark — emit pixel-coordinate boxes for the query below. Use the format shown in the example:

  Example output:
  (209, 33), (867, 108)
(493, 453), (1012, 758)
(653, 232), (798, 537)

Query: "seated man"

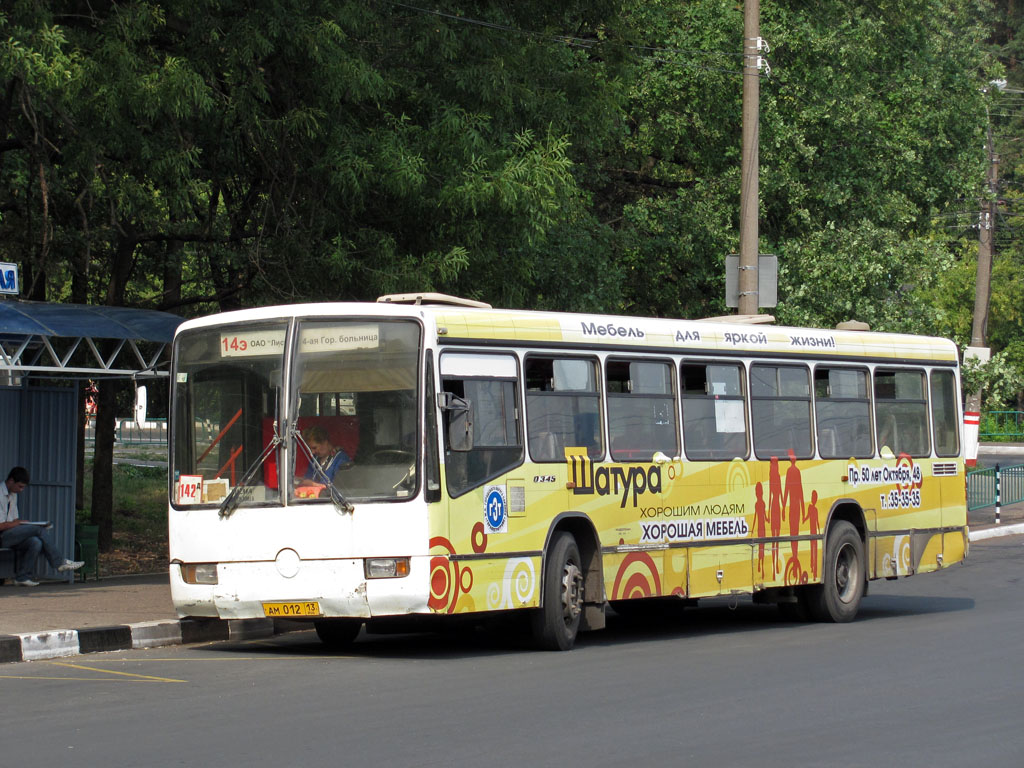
(296, 425), (352, 488)
(0, 466), (84, 587)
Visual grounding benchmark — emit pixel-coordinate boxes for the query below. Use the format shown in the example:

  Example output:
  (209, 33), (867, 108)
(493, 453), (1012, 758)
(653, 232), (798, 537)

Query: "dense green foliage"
(1, 0), (1000, 318)
(0, 1), (1019, 388)
(1, 1), (631, 311)
(8, 1), (1024, 543)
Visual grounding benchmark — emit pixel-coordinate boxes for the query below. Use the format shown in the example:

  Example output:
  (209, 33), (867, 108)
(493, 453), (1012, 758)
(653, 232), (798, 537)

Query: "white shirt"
(0, 481), (18, 523)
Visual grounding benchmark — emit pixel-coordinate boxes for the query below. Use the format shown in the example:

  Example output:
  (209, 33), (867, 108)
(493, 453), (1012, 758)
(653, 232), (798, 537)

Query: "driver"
(296, 425), (352, 487)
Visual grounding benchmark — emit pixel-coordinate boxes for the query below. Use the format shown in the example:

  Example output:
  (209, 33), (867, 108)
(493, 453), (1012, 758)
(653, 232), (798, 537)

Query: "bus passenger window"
(680, 363), (748, 460)
(930, 369), (960, 458)
(606, 359), (678, 462)
(751, 364), (813, 460)
(874, 369), (930, 457)
(813, 367), (872, 459)
(440, 353), (523, 497)
(525, 356), (603, 462)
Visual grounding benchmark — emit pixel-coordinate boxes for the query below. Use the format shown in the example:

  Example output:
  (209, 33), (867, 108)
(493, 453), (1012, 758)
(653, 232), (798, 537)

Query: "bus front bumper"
(169, 556), (432, 620)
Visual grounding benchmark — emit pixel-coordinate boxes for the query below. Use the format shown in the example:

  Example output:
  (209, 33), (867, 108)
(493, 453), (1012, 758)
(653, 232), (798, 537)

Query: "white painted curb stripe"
(969, 523), (1024, 541)
(20, 629), (79, 661)
(130, 620), (184, 649)
(227, 618), (275, 640)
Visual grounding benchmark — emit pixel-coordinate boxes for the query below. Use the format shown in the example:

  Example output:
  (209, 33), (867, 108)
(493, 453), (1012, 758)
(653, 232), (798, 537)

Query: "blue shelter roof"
(0, 299), (183, 342)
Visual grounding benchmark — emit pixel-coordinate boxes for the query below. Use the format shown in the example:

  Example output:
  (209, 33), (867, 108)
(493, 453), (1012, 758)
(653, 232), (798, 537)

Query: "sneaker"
(57, 559), (85, 572)
(14, 578), (39, 587)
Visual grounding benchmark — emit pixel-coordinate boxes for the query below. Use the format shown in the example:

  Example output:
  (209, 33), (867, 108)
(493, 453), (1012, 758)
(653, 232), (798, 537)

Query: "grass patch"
(82, 457), (169, 576)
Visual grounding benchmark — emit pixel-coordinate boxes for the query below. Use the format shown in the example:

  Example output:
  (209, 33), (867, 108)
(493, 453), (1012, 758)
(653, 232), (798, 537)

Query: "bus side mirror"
(437, 392), (474, 452)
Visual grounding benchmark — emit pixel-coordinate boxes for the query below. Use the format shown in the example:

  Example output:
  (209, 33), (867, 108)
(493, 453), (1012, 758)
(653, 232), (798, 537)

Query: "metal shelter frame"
(0, 299), (182, 379)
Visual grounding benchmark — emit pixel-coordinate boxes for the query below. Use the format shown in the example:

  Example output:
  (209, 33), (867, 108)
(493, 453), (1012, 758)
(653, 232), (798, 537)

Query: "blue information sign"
(0, 262), (19, 295)
(485, 487), (506, 531)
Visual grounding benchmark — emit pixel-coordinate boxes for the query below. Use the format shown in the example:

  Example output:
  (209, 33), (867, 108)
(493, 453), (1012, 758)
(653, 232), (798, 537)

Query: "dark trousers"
(0, 524), (64, 580)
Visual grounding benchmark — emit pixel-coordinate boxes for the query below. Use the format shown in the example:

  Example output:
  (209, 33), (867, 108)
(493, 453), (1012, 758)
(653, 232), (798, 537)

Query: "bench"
(0, 546), (16, 583)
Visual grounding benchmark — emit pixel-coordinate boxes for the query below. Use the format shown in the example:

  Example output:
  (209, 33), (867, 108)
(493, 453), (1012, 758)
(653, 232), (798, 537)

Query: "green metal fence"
(979, 411), (1024, 440)
(967, 463), (1024, 512)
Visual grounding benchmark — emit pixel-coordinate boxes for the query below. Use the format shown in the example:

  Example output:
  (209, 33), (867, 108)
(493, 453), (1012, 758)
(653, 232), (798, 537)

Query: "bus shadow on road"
(210, 623), (568, 660)
(202, 593), (976, 659)
(857, 594), (975, 619)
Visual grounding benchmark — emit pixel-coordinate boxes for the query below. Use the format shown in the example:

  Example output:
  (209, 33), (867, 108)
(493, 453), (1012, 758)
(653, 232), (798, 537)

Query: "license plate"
(262, 601), (322, 617)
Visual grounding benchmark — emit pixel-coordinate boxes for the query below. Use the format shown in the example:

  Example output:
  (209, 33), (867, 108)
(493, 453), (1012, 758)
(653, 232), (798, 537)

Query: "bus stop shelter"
(0, 299), (183, 582)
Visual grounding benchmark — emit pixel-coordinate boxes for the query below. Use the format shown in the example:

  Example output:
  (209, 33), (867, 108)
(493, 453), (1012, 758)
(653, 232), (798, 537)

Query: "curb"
(968, 522), (1024, 542)
(976, 444), (1024, 456)
(0, 617), (286, 665)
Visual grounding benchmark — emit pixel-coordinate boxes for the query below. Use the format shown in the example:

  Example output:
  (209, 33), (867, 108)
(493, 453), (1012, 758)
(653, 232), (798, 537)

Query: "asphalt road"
(3, 535), (1022, 767)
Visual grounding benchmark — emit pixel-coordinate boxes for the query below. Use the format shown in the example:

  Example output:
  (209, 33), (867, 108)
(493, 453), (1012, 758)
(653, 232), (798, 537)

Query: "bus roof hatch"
(376, 292), (492, 309)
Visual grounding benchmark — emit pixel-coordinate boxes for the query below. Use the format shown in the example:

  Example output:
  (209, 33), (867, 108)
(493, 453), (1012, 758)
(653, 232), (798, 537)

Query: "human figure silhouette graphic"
(768, 456), (783, 576)
(804, 489), (820, 579)
(754, 482), (767, 575)
(782, 450), (805, 564)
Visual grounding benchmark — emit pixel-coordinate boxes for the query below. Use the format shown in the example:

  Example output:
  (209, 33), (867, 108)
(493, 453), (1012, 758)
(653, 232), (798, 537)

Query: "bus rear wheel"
(805, 521), (864, 623)
(532, 532), (584, 651)
(314, 618), (362, 647)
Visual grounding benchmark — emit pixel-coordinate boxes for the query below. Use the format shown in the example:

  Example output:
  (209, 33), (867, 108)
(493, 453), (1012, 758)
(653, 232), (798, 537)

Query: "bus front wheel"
(805, 520), (864, 623)
(531, 532), (584, 651)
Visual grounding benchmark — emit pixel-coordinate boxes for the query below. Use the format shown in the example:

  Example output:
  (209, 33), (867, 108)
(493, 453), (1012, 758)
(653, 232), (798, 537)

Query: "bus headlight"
(180, 563), (219, 585)
(364, 557), (410, 579)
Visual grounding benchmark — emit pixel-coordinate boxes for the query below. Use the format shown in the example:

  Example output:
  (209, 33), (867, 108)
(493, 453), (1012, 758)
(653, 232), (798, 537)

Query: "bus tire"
(531, 531), (584, 651)
(805, 521), (864, 623)
(314, 618), (362, 647)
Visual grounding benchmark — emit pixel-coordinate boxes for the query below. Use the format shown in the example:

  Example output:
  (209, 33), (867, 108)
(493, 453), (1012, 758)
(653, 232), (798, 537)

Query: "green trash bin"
(75, 523), (100, 581)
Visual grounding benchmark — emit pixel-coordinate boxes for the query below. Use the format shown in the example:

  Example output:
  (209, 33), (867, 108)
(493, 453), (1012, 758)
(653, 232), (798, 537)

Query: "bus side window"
(440, 353), (523, 498)
(750, 364), (813, 460)
(813, 367), (873, 459)
(930, 369), (960, 458)
(606, 359), (678, 462)
(874, 369), (930, 458)
(525, 356), (603, 463)
(680, 362), (748, 460)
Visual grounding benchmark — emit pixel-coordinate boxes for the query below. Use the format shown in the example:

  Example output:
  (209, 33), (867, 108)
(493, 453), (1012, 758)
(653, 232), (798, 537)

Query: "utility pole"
(970, 128), (998, 354)
(964, 119), (999, 466)
(738, 0), (760, 316)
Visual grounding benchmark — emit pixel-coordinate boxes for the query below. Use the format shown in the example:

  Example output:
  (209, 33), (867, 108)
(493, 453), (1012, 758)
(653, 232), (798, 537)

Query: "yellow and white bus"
(168, 294), (967, 650)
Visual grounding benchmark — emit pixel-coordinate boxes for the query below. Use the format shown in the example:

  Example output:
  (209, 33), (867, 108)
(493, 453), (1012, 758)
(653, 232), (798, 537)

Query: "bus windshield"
(290, 319), (420, 503)
(170, 318), (421, 508)
(171, 322), (286, 507)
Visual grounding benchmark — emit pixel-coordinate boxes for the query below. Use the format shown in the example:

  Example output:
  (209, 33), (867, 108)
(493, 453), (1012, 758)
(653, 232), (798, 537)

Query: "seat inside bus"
(261, 415), (360, 489)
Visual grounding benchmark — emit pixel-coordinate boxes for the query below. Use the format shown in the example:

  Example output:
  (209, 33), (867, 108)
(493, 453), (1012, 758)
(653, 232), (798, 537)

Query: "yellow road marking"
(48, 661), (186, 683)
(0, 655), (340, 681)
(103, 655), (342, 662)
(0, 675), (178, 683)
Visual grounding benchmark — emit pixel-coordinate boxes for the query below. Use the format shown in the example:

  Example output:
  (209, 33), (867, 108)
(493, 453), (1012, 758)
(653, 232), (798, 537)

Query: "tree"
(594, 1), (991, 327)
(2, 2), (633, 547)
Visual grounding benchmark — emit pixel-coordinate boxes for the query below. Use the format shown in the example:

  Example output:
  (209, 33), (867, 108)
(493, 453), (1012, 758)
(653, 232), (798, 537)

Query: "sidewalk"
(2, 501), (1023, 664)
(0, 572), (286, 663)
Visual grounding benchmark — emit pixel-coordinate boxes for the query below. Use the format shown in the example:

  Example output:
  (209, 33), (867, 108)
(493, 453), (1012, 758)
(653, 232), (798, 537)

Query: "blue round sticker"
(485, 488), (506, 530)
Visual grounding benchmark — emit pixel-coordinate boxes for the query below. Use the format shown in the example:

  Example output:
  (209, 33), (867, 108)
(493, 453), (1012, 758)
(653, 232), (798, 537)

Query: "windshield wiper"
(291, 423), (355, 515)
(218, 428), (282, 519)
